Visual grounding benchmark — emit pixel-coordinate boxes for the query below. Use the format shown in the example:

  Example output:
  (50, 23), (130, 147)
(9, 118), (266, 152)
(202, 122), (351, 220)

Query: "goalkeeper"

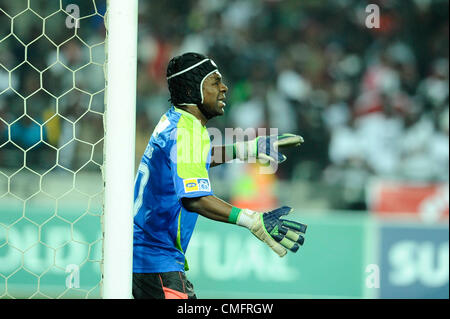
(132, 52), (307, 299)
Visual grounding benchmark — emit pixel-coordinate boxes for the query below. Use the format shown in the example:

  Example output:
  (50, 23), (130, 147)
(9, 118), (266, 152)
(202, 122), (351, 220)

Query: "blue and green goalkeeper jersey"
(133, 106), (213, 273)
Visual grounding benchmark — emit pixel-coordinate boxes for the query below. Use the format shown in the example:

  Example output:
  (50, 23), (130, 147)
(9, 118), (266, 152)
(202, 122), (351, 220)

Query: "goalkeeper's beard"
(198, 102), (222, 120)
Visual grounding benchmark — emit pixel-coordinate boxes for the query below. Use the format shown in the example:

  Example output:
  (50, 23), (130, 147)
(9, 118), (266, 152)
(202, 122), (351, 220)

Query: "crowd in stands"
(0, 0), (448, 209)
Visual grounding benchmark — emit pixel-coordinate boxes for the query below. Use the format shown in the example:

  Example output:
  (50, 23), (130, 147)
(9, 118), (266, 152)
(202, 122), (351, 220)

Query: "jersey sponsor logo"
(198, 178), (211, 192)
(183, 178), (211, 193)
(183, 179), (199, 192)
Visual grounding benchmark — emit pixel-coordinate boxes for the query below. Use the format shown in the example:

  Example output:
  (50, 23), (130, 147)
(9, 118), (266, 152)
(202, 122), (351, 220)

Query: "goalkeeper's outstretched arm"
(182, 195), (232, 223)
(182, 195), (307, 257)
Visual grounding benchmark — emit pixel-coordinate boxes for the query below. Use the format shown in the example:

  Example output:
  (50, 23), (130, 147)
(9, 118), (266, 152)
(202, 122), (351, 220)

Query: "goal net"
(0, 0), (136, 299)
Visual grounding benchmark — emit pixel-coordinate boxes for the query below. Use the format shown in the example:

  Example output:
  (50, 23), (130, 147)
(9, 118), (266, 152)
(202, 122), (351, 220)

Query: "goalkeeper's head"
(167, 52), (228, 120)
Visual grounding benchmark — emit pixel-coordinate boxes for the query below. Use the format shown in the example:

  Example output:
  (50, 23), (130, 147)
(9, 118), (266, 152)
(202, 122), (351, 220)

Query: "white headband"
(166, 59), (211, 80)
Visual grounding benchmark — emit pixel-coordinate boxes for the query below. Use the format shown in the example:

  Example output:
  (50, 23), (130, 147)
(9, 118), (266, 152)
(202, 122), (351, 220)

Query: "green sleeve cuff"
(228, 206), (242, 224)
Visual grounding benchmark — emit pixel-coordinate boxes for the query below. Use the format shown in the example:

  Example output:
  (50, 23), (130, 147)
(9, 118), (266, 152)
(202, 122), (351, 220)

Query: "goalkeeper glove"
(229, 206), (307, 257)
(234, 133), (304, 164)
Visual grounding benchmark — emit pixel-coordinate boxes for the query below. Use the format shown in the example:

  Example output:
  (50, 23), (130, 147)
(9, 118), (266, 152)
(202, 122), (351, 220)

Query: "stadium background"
(0, 0), (448, 298)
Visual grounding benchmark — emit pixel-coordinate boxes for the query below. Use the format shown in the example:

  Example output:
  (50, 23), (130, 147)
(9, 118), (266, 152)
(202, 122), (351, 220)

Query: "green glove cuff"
(228, 206), (242, 224)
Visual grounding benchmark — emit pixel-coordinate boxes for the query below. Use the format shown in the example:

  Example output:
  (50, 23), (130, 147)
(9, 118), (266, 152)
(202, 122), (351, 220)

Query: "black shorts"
(132, 272), (197, 299)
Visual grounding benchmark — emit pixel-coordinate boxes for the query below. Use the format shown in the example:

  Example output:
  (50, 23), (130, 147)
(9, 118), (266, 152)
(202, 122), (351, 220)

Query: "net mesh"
(0, 0), (107, 298)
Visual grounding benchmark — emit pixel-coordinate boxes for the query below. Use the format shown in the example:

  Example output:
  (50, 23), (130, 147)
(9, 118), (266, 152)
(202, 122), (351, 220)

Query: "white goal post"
(103, 0), (138, 299)
(0, 0), (137, 299)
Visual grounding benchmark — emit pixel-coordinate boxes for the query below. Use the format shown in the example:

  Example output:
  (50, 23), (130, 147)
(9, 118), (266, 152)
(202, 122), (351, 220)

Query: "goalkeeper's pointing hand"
(230, 206), (307, 257)
(235, 134), (304, 164)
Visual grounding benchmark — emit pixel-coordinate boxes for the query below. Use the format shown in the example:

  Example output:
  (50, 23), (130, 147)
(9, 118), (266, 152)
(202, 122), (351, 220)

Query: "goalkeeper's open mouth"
(218, 96), (226, 108)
